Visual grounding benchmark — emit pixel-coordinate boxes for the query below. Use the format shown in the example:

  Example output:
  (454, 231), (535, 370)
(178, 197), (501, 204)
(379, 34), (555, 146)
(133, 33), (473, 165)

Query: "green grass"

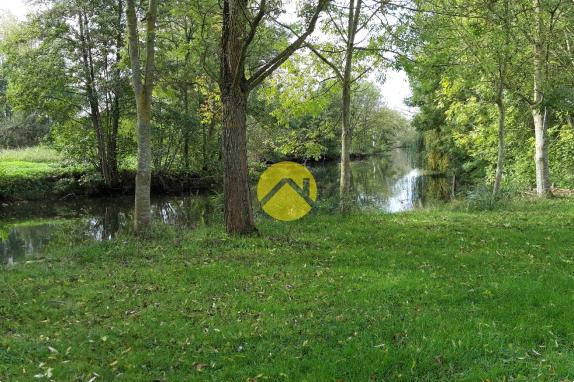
(1, 198), (574, 380)
(0, 160), (58, 177)
(0, 147), (62, 164)
(0, 147), (63, 178)
(0, 146), (92, 200)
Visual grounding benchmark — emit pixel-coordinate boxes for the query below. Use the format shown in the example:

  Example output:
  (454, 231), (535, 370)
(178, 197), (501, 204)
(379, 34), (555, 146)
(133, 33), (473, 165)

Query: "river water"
(1, 148), (451, 264)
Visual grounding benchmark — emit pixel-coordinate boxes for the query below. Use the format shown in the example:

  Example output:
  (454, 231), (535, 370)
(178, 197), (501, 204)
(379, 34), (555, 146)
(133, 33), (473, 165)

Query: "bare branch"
(247, 0), (329, 90)
(235, 0), (266, 84)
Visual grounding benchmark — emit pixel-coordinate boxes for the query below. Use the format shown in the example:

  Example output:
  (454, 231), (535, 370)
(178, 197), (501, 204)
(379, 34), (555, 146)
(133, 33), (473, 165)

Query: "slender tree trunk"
(340, 77), (352, 210)
(127, 0), (158, 232)
(182, 24), (193, 172)
(492, 0), (511, 198)
(183, 87), (190, 171)
(206, 113), (216, 169)
(567, 114), (574, 133)
(200, 91), (208, 170)
(339, 0), (361, 212)
(109, 94), (120, 186)
(493, 97), (505, 197)
(85, 14), (112, 186)
(78, 11), (112, 187)
(531, 0), (551, 196)
(202, 120), (207, 170)
(107, 0), (123, 187)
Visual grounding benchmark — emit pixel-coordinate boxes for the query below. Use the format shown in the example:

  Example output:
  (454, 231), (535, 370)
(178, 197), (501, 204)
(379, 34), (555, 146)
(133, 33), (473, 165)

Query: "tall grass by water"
(0, 146), (62, 163)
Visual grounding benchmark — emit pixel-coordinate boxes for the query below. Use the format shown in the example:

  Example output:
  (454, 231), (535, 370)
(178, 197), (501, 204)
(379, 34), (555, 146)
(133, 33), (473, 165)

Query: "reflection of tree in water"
(87, 205), (128, 241)
(1, 224), (55, 265)
(85, 195), (215, 240)
(151, 196), (213, 228)
(2, 194), (217, 263)
(421, 175), (451, 203)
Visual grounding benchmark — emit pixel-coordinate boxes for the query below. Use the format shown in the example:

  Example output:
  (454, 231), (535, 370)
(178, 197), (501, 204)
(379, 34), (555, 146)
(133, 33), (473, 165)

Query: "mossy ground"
(1, 198), (574, 380)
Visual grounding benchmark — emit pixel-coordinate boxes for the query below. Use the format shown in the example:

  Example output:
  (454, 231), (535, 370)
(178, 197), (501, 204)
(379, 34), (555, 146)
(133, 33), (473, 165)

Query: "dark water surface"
(1, 148), (451, 264)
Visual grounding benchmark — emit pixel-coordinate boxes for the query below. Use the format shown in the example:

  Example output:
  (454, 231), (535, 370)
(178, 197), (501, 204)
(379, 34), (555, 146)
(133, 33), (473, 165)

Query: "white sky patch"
(379, 70), (415, 117)
(0, 0), (29, 20)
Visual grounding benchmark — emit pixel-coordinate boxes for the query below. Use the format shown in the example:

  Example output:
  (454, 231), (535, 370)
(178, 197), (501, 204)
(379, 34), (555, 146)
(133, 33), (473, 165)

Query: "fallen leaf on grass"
(194, 363), (207, 371)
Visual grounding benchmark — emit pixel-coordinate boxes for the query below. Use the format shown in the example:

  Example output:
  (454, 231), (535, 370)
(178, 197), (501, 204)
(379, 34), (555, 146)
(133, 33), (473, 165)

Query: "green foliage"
(251, 56), (412, 162)
(0, 113), (51, 148)
(404, 0), (574, 192)
(549, 125), (574, 188)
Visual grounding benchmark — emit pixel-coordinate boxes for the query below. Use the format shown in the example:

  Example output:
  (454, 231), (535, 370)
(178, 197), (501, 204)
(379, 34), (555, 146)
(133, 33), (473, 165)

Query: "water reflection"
(311, 148), (451, 212)
(84, 197), (216, 241)
(1, 148), (451, 264)
(1, 195), (216, 264)
(1, 224), (56, 265)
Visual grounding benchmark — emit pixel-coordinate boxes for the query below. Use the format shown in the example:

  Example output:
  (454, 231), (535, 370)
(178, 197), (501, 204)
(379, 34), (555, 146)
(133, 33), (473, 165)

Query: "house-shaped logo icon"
(257, 162), (317, 221)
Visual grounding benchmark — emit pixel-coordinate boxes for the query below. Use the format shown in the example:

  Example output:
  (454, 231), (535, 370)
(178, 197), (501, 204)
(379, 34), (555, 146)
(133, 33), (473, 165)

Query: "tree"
(510, 0), (571, 196)
(1, 0), (127, 184)
(402, 0), (573, 195)
(126, 0), (159, 232)
(304, 0), (385, 211)
(438, 0), (513, 196)
(152, 0), (221, 173)
(529, 0), (551, 196)
(219, 0), (328, 234)
(77, 0), (126, 187)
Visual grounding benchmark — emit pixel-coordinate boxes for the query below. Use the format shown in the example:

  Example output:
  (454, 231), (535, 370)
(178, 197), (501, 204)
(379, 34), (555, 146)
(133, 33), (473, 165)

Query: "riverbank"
(0, 149), (218, 202)
(0, 167), (218, 202)
(0, 147), (398, 202)
(2, 197), (573, 380)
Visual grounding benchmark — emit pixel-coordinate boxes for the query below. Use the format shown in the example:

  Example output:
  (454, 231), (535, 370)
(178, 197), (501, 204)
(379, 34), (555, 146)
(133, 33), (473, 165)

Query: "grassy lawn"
(0, 147), (96, 201)
(0, 147), (62, 164)
(0, 161), (58, 178)
(0, 147), (63, 177)
(1, 198), (574, 380)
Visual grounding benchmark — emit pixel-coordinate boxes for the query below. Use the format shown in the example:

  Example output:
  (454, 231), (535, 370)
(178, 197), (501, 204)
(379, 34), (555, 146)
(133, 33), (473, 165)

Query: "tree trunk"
(221, 88), (255, 234)
(78, 11), (113, 187)
(493, 98), (505, 197)
(340, 78), (352, 211)
(134, 101), (153, 229)
(108, 94), (120, 186)
(339, 0), (361, 212)
(532, 106), (550, 195)
(183, 87), (190, 171)
(531, 0), (551, 196)
(127, 0), (158, 232)
(201, 92), (208, 171)
(219, 0), (256, 234)
(106, 0), (124, 188)
(567, 114), (574, 133)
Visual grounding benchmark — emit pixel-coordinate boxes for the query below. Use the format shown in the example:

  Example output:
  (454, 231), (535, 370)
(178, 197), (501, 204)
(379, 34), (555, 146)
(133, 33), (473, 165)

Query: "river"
(1, 148), (451, 264)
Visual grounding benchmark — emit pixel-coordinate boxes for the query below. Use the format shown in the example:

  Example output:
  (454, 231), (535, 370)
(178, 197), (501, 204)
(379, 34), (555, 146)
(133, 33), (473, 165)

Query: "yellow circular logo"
(257, 161), (317, 221)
